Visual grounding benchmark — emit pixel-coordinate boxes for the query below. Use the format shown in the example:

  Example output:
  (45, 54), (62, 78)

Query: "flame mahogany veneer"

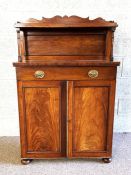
(13, 16), (120, 164)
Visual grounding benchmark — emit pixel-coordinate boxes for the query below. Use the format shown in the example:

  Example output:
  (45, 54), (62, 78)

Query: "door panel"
(74, 87), (108, 152)
(25, 87), (60, 152)
(18, 81), (67, 158)
(68, 80), (115, 158)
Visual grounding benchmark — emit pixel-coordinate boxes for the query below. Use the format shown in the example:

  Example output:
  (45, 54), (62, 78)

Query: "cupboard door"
(68, 80), (116, 158)
(18, 81), (67, 158)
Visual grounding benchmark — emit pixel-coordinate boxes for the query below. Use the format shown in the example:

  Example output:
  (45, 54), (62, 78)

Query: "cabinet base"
(20, 158), (112, 164)
(21, 159), (33, 165)
(102, 158), (112, 163)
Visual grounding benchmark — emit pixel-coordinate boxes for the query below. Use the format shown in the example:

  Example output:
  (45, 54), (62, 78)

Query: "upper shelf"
(15, 16), (118, 28)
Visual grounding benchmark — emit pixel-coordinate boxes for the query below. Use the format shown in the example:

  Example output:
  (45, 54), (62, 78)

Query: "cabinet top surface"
(15, 16), (118, 28)
(13, 60), (120, 67)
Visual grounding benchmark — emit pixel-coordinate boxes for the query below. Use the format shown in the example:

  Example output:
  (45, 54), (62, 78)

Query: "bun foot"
(102, 158), (112, 163)
(21, 159), (32, 165)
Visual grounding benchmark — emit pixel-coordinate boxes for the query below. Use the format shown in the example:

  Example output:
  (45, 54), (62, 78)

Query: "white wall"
(0, 0), (131, 136)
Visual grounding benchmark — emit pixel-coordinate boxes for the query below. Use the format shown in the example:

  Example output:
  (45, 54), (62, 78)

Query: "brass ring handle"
(34, 70), (45, 78)
(88, 70), (98, 78)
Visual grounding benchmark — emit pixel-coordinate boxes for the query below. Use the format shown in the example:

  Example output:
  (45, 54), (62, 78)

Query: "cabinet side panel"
(73, 87), (109, 152)
(24, 87), (60, 152)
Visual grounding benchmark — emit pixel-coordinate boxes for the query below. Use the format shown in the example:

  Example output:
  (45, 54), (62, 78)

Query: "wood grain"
(27, 34), (105, 56)
(13, 61), (120, 67)
(14, 16), (120, 161)
(15, 16), (118, 62)
(25, 87), (60, 152)
(67, 81), (74, 157)
(67, 80), (116, 158)
(19, 31), (26, 61)
(73, 86), (108, 151)
(20, 81), (66, 157)
(105, 30), (113, 61)
(25, 55), (106, 61)
(15, 16), (118, 28)
(16, 66), (117, 81)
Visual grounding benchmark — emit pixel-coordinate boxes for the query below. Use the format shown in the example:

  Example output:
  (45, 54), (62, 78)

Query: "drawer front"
(16, 67), (116, 81)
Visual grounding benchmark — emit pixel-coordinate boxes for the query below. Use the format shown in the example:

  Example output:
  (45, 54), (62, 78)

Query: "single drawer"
(16, 67), (116, 81)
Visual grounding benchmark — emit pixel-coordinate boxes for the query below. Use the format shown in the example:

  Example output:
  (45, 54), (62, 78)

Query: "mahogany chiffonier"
(13, 16), (120, 164)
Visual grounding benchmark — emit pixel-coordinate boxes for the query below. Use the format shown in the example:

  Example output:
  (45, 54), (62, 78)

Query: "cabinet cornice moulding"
(15, 15), (118, 28)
